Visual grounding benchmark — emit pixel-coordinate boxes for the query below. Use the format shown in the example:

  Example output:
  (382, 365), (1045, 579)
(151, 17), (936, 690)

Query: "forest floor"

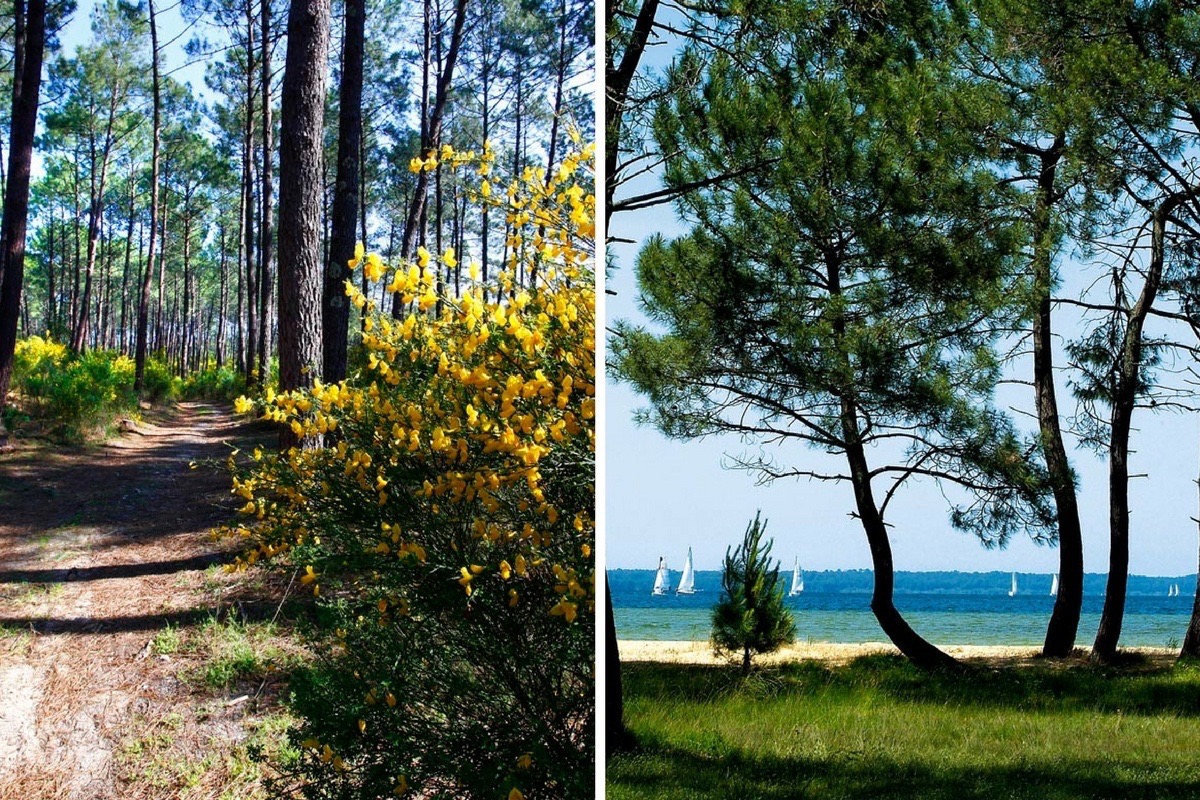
(0, 403), (306, 800)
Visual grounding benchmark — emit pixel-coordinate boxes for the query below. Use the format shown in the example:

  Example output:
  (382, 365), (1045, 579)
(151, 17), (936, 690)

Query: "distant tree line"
(0, 0), (593, 419)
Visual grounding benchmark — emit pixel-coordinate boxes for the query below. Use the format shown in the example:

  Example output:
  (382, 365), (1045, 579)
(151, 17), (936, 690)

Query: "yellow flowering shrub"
(226, 142), (595, 799)
(10, 336), (148, 439)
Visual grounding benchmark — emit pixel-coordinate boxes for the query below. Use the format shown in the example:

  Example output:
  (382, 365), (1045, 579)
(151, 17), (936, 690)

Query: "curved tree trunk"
(842, 421), (961, 671)
(1029, 138), (1085, 658)
(1093, 194), (1180, 661)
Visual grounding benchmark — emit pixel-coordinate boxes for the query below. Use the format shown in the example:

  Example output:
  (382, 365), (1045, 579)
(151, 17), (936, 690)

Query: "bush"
(712, 511), (796, 675)
(227, 141), (595, 800)
(141, 356), (181, 403)
(182, 361), (245, 402)
(12, 337), (138, 439)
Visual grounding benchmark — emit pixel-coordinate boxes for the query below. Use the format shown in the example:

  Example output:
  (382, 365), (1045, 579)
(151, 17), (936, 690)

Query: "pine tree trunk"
(0, 0), (45, 419)
(276, 0), (330, 447)
(390, 0), (468, 318)
(1093, 195), (1179, 662)
(1179, 440), (1200, 657)
(1031, 139), (1085, 658)
(604, 575), (634, 754)
(258, 0), (274, 383)
(829, 245), (959, 670)
(322, 0), (364, 382)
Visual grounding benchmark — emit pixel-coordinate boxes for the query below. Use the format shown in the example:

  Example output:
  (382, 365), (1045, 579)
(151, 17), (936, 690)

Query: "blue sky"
(604, 20), (1200, 578)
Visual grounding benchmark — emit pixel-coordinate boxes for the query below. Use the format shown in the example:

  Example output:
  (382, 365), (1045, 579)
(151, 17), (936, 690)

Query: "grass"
(607, 656), (1200, 799)
(116, 708), (299, 799)
(182, 616), (301, 689)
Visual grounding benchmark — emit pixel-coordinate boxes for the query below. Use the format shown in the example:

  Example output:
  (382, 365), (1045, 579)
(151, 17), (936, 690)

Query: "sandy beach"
(618, 639), (1177, 666)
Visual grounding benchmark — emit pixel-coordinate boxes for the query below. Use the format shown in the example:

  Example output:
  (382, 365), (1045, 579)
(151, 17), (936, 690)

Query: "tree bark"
(1030, 138), (1085, 658)
(322, 0), (364, 382)
(604, 575), (634, 753)
(1093, 194), (1182, 662)
(390, 0), (468, 318)
(1180, 432), (1200, 657)
(0, 0), (45, 419)
(258, 0), (274, 384)
(134, 0), (162, 393)
(276, 0), (330, 447)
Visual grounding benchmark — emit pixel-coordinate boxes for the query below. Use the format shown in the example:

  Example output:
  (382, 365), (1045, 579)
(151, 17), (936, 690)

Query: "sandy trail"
(619, 639), (1178, 667)
(0, 403), (270, 799)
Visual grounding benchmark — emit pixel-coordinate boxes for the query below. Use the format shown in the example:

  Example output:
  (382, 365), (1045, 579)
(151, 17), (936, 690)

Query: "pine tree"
(712, 512), (795, 676)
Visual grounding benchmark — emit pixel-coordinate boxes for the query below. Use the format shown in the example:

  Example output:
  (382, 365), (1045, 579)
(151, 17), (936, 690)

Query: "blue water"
(611, 569), (1197, 647)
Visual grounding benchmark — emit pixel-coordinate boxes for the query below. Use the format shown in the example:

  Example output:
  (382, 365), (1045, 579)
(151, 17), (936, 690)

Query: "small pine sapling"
(712, 511), (796, 674)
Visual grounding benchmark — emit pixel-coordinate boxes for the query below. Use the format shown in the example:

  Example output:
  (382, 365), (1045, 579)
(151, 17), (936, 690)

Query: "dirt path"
(0, 403), (294, 800)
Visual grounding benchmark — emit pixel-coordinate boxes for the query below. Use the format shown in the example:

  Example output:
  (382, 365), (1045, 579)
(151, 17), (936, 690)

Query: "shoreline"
(618, 639), (1177, 666)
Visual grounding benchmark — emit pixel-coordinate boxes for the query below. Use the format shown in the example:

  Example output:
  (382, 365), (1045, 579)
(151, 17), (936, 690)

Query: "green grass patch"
(152, 624), (181, 655)
(182, 616), (303, 689)
(607, 657), (1200, 800)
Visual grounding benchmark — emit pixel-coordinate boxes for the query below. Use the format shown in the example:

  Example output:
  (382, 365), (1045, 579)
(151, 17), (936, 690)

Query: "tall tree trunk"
(120, 178), (136, 355)
(276, 0), (330, 446)
(390, 0), (468, 318)
(243, 7), (258, 383)
(181, 206), (192, 377)
(1093, 194), (1182, 662)
(46, 213), (56, 333)
(604, 575), (633, 753)
(322, 0), (364, 382)
(1031, 139), (1085, 658)
(217, 222), (227, 367)
(72, 83), (120, 353)
(1180, 427), (1200, 658)
(258, 0), (275, 384)
(0, 0), (45, 420)
(154, 198), (168, 352)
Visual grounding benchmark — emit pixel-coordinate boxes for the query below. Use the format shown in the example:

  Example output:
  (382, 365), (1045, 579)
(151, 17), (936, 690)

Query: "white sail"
(1009, 572), (1018, 597)
(790, 557), (804, 596)
(676, 548), (696, 594)
(652, 557), (670, 596)
(1050, 573), (1059, 597)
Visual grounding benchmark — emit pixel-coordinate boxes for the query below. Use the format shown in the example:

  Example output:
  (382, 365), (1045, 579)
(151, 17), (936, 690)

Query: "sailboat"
(789, 557), (805, 596)
(1050, 573), (1059, 597)
(651, 557), (670, 596)
(1170, 583), (1181, 597)
(676, 548), (696, 594)
(1008, 572), (1018, 597)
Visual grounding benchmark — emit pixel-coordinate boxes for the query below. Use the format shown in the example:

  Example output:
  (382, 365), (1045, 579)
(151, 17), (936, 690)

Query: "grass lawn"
(607, 655), (1200, 799)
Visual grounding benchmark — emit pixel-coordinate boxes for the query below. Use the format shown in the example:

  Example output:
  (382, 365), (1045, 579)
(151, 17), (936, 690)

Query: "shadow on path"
(0, 552), (234, 584)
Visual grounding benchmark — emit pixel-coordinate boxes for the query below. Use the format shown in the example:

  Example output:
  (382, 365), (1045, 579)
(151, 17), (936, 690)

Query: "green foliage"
(228, 163), (596, 800)
(141, 356), (181, 403)
(612, 0), (1056, 550)
(711, 512), (795, 674)
(11, 337), (137, 439)
(181, 362), (246, 402)
(7, 337), (197, 438)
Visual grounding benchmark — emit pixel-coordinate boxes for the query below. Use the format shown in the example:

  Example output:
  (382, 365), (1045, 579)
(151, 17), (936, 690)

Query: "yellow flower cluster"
(224, 142), (596, 628)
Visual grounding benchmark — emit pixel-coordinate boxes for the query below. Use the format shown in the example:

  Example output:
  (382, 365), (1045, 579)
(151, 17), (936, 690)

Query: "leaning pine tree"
(712, 512), (795, 675)
(614, 4), (1056, 670)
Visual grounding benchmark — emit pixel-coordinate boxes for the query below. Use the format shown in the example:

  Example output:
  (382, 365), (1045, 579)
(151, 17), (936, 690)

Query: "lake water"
(610, 569), (1197, 647)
